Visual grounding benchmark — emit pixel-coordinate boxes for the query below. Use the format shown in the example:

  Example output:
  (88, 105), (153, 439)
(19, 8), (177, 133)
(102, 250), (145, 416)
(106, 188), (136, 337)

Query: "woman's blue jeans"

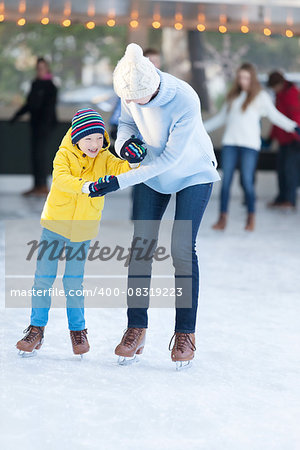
(127, 182), (212, 334)
(220, 146), (259, 213)
(30, 228), (90, 331)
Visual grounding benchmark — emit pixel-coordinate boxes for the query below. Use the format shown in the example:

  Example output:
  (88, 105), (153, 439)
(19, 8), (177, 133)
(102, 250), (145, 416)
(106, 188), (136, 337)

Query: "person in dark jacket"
(267, 72), (300, 209)
(11, 57), (58, 196)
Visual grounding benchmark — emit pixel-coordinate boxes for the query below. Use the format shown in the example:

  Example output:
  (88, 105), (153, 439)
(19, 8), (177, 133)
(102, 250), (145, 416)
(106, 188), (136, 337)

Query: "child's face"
(77, 133), (104, 158)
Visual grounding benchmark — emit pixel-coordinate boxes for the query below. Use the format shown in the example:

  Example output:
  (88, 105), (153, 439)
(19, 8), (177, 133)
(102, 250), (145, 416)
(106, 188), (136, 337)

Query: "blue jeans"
(284, 141), (300, 206)
(127, 182), (213, 334)
(220, 146), (259, 213)
(276, 144), (289, 203)
(30, 228), (90, 331)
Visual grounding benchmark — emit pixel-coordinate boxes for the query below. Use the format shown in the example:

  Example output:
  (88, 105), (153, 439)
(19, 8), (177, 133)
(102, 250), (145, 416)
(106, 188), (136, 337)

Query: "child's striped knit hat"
(71, 108), (105, 145)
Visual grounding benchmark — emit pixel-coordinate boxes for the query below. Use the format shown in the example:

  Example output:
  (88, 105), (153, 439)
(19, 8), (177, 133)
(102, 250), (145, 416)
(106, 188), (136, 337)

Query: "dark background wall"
(0, 120), (277, 174)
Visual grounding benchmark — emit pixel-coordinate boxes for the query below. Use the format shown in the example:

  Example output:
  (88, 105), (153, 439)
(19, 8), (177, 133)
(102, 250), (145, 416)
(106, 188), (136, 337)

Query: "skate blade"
(18, 350), (37, 358)
(117, 355), (139, 366)
(72, 353), (85, 360)
(175, 360), (192, 371)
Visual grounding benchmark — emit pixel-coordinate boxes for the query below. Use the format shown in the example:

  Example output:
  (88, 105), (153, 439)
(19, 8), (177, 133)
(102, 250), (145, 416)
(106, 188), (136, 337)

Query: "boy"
(16, 108), (146, 357)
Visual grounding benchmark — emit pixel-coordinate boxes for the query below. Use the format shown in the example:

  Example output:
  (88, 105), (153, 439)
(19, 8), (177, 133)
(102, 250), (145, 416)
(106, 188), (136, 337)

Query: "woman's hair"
(36, 57), (50, 69)
(226, 63), (261, 111)
(267, 71), (286, 87)
(143, 48), (160, 57)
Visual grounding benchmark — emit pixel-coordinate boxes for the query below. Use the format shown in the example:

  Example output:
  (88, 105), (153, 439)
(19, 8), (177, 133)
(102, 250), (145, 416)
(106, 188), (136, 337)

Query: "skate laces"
(71, 329), (88, 345)
(122, 328), (143, 348)
(22, 325), (43, 343)
(169, 333), (196, 353)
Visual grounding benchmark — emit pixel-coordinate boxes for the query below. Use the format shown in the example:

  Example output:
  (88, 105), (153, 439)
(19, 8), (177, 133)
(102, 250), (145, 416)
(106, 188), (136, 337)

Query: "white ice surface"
(1, 173), (300, 450)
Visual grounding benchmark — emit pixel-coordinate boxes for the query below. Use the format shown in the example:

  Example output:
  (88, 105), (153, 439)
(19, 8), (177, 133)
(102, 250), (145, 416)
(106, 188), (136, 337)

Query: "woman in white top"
(204, 62), (299, 231)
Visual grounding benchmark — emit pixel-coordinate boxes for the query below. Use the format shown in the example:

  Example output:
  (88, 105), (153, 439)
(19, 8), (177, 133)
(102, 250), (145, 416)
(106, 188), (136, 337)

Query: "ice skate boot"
(70, 329), (90, 359)
(16, 325), (45, 357)
(212, 213), (227, 230)
(115, 328), (146, 365)
(169, 332), (196, 371)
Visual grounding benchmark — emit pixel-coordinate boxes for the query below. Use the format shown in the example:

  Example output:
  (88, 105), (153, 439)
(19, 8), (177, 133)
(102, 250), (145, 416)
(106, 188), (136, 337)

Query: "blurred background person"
(267, 71), (300, 210)
(204, 63), (300, 231)
(143, 48), (161, 69)
(10, 57), (58, 196)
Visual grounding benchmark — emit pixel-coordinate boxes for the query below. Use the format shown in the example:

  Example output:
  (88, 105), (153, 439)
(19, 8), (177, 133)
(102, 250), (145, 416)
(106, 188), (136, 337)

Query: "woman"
(89, 43), (220, 369)
(204, 63), (299, 231)
(11, 57), (57, 196)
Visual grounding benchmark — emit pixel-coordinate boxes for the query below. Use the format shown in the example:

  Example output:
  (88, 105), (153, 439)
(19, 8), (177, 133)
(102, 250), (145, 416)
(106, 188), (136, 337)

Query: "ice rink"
(1, 173), (299, 450)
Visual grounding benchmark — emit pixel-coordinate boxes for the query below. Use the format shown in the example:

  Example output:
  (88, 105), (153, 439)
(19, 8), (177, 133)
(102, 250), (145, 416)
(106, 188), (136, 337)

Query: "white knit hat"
(113, 43), (160, 100)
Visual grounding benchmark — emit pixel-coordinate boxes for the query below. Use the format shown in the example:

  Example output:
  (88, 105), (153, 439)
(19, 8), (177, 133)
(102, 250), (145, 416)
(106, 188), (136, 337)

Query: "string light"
(197, 13), (205, 32)
(174, 22), (183, 30)
(241, 25), (249, 33)
(17, 17), (26, 26)
(152, 6), (161, 30)
(107, 18), (116, 27)
(41, 1), (49, 15)
(62, 18), (71, 27)
(264, 27), (271, 36)
(41, 17), (49, 25)
(152, 21), (161, 29)
(107, 9), (116, 27)
(219, 13), (227, 33)
(174, 12), (183, 30)
(87, 0), (95, 18)
(19, 0), (26, 14)
(130, 19), (139, 28)
(86, 20), (95, 29)
(285, 29), (294, 38)
(64, 1), (71, 17)
(219, 25), (227, 33)
(62, 0), (71, 26)
(130, 8), (139, 28)
(0, 1), (4, 21)
(197, 24), (205, 32)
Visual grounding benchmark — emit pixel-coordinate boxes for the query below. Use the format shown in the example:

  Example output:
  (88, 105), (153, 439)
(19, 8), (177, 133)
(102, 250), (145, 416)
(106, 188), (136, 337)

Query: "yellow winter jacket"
(41, 127), (132, 241)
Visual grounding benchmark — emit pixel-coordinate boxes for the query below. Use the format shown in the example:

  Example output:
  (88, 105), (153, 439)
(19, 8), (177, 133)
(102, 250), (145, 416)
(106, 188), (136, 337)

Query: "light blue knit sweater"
(115, 70), (220, 194)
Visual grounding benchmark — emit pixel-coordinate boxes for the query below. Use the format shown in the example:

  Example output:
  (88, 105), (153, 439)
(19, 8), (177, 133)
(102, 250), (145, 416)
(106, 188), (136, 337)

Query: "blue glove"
(120, 135), (147, 163)
(89, 175), (120, 197)
(295, 126), (300, 136)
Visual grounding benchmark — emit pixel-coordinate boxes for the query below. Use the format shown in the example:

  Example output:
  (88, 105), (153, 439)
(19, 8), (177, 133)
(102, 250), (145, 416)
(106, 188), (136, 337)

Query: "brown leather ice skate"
(245, 213), (255, 231)
(169, 332), (196, 370)
(22, 186), (49, 197)
(70, 329), (90, 356)
(16, 325), (45, 356)
(115, 328), (146, 365)
(212, 213), (227, 230)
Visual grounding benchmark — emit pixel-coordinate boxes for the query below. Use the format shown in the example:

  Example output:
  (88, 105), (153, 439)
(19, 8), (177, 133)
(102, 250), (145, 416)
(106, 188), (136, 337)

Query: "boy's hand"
(120, 135), (147, 163)
(89, 175), (120, 197)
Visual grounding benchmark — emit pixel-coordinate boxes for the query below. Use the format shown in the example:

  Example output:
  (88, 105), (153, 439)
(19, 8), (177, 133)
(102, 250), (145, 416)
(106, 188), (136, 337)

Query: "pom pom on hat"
(125, 43), (144, 61)
(113, 43), (160, 100)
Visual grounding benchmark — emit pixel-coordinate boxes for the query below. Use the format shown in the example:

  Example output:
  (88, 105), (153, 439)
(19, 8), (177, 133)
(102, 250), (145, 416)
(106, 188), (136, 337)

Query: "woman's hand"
(89, 175), (120, 197)
(120, 135), (147, 163)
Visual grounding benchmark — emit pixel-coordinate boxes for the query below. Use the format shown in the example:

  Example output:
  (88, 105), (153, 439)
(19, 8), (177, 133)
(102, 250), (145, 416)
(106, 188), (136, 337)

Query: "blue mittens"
(120, 136), (147, 163)
(89, 175), (120, 197)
